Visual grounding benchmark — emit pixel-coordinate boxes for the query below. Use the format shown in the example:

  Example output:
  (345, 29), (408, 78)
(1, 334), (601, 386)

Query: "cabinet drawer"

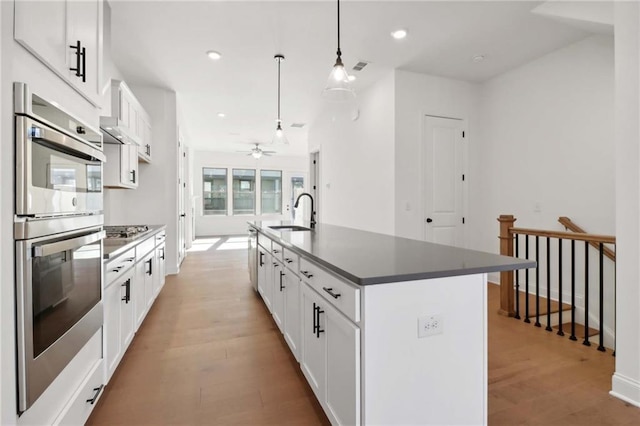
(136, 236), (155, 259)
(282, 248), (299, 276)
(105, 248), (136, 287)
(155, 231), (166, 246)
(54, 359), (104, 426)
(299, 258), (360, 323)
(258, 233), (272, 252)
(271, 241), (283, 261)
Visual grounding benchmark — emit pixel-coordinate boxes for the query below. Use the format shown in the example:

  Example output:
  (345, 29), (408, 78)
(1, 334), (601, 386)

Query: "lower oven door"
(15, 227), (105, 413)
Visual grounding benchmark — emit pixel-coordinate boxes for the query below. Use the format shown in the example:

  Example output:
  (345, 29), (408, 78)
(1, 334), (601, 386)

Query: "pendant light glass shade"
(271, 55), (289, 145)
(272, 120), (289, 145)
(322, 0), (355, 101)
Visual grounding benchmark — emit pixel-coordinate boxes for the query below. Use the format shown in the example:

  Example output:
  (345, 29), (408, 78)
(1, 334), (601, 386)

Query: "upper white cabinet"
(14, 0), (103, 107)
(103, 143), (138, 189)
(102, 81), (154, 163)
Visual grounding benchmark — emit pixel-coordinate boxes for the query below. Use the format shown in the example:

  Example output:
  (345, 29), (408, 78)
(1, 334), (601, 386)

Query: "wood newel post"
(498, 215), (516, 317)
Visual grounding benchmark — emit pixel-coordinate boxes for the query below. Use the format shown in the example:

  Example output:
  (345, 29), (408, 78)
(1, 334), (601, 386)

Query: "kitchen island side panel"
(362, 274), (487, 425)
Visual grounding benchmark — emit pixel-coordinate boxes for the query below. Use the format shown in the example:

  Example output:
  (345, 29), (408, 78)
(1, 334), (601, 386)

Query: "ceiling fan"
(236, 143), (276, 159)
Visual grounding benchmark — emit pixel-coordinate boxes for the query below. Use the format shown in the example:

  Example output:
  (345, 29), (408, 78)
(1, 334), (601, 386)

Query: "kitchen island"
(249, 220), (534, 426)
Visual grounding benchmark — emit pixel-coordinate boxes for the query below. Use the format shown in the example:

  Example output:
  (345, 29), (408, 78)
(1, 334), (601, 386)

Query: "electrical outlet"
(418, 314), (443, 338)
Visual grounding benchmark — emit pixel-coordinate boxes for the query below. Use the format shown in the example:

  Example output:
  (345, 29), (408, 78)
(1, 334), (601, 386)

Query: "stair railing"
(558, 216), (616, 262)
(498, 215), (616, 352)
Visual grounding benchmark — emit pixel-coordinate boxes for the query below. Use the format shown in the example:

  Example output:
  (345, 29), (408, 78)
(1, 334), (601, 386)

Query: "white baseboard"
(611, 373), (640, 407)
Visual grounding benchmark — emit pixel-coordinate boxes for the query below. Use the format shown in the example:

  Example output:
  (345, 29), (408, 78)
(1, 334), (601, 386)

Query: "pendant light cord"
(277, 57), (281, 121)
(336, 0), (341, 57)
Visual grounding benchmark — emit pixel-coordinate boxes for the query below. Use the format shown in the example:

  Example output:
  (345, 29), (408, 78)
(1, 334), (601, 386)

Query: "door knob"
(426, 218), (433, 223)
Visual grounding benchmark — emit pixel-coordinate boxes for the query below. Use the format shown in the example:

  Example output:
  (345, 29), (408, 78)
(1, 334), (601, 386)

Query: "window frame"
(260, 169), (283, 215)
(232, 168), (257, 216)
(202, 167), (228, 216)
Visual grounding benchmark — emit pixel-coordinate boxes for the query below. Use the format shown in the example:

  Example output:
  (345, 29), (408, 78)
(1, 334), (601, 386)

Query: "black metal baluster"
(515, 234), (520, 320)
(557, 239), (564, 336)
(570, 240), (577, 341)
(524, 235), (530, 323)
(535, 236), (541, 327)
(583, 241), (591, 346)
(598, 242), (605, 352)
(546, 237), (552, 331)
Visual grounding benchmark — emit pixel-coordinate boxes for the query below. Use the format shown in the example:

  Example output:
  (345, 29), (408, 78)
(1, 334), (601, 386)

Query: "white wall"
(611, 1), (640, 407)
(470, 35), (615, 258)
(307, 72), (395, 235)
(104, 85), (182, 274)
(194, 151), (307, 236)
(394, 70), (481, 241)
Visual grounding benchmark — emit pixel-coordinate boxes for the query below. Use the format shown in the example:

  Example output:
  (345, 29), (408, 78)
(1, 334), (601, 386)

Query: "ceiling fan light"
(252, 150), (263, 159)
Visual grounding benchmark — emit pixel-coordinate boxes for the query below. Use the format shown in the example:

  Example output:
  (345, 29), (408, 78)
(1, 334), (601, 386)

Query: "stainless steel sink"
(269, 225), (312, 232)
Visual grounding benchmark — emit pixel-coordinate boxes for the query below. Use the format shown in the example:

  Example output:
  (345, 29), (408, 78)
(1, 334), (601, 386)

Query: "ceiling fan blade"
(263, 151), (277, 154)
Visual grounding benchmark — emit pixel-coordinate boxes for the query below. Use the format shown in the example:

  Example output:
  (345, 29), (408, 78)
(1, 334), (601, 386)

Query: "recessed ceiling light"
(207, 50), (222, 60)
(217, 112), (226, 118)
(391, 29), (408, 40)
(348, 75), (356, 82)
(473, 54), (485, 63)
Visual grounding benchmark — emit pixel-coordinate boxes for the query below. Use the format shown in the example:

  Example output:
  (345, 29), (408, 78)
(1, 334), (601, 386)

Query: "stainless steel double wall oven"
(14, 83), (106, 413)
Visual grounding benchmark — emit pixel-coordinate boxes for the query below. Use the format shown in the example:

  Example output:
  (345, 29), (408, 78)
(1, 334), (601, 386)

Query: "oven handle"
(30, 121), (106, 162)
(32, 230), (105, 258)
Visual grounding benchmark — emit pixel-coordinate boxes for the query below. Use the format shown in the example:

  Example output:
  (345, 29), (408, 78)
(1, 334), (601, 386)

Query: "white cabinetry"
(103, 143), (138, 189)
(154, 231), (166, 296)
(272, 259), (285, 332)
(282, 271), (301, 359)
(14, 0), (103, 106)
(135, 248), (155, 329)
(103, 251), (136, 381)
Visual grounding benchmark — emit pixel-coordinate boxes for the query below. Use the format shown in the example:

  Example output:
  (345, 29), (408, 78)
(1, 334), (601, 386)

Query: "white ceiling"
(109, 1), (591, 156)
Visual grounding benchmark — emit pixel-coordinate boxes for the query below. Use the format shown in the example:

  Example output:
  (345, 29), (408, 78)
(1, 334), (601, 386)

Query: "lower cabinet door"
(104, 281), (122, 379)
(283, 274), (301, 360)
(120, 273), (135, 352)
(300, 285), (326, 401)
(325, 308), (361, 426)
(144, 252), (155, 309)
(134, 259), (147, 328)
(272, 261), (285, 332)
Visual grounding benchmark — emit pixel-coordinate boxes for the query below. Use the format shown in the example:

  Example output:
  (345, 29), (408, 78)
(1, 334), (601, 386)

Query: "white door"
(423, 116), (465, 247)
(178, 139), (186, 265)
(309, 151), (320, 222)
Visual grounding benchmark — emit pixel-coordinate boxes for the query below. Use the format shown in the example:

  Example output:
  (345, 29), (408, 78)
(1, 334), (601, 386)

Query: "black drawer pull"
(124, 257), (135, 263)
(273, 262), (279, 267)
(284, 258), (293, 264)
(323, 287), (341, 299)
(86, 384), (104, 405)
(272, 249), (280, 254)
(111, 265), (124, 273)
(301, 270), (314, 279)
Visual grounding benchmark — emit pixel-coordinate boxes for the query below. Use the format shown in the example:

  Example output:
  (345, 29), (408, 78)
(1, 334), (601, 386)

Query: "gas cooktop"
(104, 225), (150, 239)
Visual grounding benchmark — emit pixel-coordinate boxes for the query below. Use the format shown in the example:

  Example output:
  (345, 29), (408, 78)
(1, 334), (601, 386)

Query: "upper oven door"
(16, 116), (105, 217)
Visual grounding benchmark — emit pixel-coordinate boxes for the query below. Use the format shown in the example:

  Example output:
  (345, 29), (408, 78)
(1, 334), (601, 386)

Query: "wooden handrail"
(558, 216), (616, 261)
(510, 227), (616, 245)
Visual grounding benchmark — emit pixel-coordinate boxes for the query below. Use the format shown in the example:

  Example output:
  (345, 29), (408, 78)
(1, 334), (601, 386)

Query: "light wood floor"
(88, 236), (640, 425)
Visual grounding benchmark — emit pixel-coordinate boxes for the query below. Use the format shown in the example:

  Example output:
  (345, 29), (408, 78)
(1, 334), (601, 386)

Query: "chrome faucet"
(294, 192), (316, 228)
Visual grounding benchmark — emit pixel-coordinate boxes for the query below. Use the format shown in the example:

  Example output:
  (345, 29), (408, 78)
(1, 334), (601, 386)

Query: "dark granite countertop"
(104, 225), (166, 261)
(249, 221), (535, 286)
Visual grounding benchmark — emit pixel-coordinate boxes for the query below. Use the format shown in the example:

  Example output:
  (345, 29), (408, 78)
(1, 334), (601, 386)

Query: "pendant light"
(272, 54), (289, 145)
(322, 0), (355, 101)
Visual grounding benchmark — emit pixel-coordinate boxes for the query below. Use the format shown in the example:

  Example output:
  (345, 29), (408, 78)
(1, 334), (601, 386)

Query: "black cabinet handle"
(124, 257), (135, 263)
(314, 304), (325, 338)
(80, 46), (86, 82)
(273, 262), (279, 267)
(146, 144), (151, 156)
(426, 218), (433, 223)
(323, 287), (341, 299)
(111, 265), (124, 273)
(130, 170), (136, 183)
(272, 249), (280, 254)
(279, 270), (285, 291)
(69, 40), (82, 77)
(146, 258), (153, 276)
(259, 252), (264, 267)
(301, 270), (314, 279)
(160, 248), (165, 260)
(284, 258), (293, 264)
(86, 384), (104, 405)
(312, 302), (317, 334)
(121, 278), (131, 303)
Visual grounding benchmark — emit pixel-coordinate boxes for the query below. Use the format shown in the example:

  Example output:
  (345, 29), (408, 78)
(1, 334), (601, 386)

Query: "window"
(203, 168), (227, 215)
(232, 169), (256, 215)
(261, 170), (282, 215)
